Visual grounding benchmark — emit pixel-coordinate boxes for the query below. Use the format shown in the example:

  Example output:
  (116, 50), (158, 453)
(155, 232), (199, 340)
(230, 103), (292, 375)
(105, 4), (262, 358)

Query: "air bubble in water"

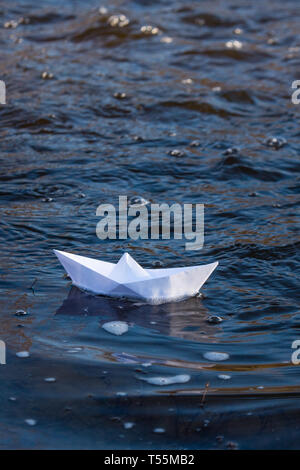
(265, 136), (287, 149)
(225, 40), (243, 49)
(128, 196), (149, 207)
(168, 149), (185, 157)
(207, 315), (223, 324)
(15, 309), (28, 316)
(107, 14), (129, 28)
(140, 25), (160, 35)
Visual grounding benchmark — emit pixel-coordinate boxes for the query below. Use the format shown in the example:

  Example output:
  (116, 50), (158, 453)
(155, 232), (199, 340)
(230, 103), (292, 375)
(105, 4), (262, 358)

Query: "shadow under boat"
(56, 286), (220, 341)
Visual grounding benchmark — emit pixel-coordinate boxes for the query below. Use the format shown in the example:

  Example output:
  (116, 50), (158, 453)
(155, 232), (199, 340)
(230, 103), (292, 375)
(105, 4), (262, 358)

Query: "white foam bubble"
(204, 352), (229, 361)
(16, 351), (30, 358)
(143, 374), (191, 386)
(153, 427), (165, 433)
(66, 347), (83, 353)
(218, 374), (231, 380)
(25, 419), (36, 426)
(102, 321), (129, 336)
(124, 422), (135, 429)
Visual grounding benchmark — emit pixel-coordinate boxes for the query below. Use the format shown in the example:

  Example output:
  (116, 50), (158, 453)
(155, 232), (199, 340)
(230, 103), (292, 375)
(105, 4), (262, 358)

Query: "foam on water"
(204, 352), (229, 361)
(102, 321), (129, 336)
(141, 374), (191, 386)
(16, 351), (30, 358)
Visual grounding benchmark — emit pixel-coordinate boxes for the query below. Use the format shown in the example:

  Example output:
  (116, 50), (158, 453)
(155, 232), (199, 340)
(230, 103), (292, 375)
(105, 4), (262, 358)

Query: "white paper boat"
(54, 250), (218, 305)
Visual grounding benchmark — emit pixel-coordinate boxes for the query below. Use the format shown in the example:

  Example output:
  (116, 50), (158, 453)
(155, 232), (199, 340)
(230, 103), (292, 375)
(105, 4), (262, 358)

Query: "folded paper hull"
(54, 250), (218, 305)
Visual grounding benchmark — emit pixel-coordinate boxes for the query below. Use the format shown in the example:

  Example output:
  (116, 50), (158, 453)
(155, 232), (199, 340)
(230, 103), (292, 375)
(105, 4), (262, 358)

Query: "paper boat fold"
(54, 250), (218, 305)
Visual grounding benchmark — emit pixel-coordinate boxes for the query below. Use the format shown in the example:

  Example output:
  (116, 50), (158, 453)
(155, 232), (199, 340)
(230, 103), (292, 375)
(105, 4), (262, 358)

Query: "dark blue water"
(0, 0), (300, 449)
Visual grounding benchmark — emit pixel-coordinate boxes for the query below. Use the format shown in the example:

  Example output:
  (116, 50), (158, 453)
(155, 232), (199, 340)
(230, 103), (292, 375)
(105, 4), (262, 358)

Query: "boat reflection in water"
(56, 286), (218, 342)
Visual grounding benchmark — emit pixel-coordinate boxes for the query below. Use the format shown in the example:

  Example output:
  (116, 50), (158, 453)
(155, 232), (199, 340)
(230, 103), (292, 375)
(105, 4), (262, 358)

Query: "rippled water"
(0, 0), (300, 450)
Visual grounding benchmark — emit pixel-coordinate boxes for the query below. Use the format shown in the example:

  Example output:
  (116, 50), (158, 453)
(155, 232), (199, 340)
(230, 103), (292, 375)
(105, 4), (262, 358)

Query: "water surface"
(0, 0), (300, 449)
